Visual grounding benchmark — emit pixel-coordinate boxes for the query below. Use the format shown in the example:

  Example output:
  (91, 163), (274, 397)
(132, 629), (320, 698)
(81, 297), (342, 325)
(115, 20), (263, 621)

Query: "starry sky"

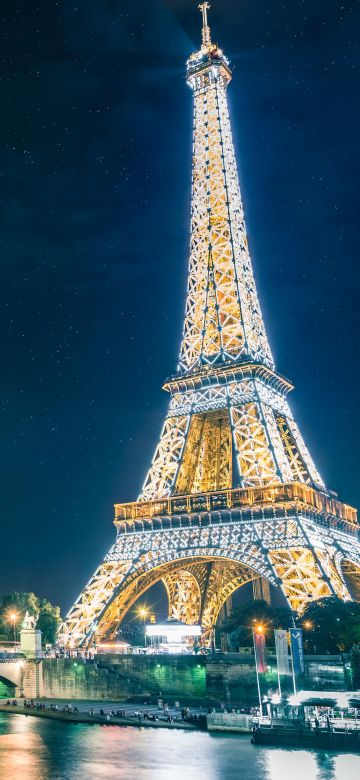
(1, 0), (359, 614)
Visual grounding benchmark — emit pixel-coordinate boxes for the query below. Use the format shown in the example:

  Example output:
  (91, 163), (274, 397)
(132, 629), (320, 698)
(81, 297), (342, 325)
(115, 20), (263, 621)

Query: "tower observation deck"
(59, 4), (360, 648)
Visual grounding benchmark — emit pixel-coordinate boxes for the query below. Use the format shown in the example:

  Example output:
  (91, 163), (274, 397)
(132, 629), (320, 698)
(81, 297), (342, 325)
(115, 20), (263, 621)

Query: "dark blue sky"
(1, 0), (359, 612)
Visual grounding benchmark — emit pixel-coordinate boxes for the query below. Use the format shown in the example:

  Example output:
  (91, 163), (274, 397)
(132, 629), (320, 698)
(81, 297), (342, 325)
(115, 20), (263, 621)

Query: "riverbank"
(0, 700), (202, 731)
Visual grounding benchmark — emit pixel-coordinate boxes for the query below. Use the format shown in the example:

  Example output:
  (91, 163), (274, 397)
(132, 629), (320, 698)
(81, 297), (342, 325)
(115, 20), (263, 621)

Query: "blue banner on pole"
(290, 628), (305, 674)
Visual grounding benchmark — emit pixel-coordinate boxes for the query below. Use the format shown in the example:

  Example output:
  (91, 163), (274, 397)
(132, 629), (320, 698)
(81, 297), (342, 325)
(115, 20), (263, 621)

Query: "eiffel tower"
(59, 4), (360, 648)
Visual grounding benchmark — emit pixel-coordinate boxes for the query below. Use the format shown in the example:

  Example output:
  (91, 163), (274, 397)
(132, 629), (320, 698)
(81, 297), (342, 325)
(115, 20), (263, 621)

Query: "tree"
(218, 600), (292, 651)
(301, 598), (360, 654)
(0, 592), (61, 646)
(0, 592), (39, 638)
(36, 600), (61, 645)
(1, 591), (39, 619)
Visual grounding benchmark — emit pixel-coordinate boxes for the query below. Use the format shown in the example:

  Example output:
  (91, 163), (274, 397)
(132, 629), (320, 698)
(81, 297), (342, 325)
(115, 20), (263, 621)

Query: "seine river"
(0, 714), (360, 780)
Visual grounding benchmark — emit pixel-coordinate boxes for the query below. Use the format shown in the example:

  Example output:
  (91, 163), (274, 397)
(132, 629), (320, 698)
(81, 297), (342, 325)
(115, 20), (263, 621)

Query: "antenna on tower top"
(199, 2), (212, 48)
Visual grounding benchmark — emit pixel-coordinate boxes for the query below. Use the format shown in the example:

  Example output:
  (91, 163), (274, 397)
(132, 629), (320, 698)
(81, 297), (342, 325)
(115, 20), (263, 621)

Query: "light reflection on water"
(0, 714), (359, 780)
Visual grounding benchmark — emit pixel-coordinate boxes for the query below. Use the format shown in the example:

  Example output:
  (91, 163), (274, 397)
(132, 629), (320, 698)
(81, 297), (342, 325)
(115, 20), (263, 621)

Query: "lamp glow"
(6, 610), (20, 644)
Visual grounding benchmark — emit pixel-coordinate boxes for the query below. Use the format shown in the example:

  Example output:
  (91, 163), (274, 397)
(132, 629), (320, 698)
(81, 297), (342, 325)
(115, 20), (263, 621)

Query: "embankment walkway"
(0, 700), (203, 731)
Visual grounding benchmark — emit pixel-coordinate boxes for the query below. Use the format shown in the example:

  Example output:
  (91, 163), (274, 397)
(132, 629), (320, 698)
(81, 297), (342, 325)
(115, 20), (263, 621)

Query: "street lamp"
(252, 623), (265, 718)
(303, 619), (314, 653)
(137, 606), (149, 648)
(7, 611), (19, 645)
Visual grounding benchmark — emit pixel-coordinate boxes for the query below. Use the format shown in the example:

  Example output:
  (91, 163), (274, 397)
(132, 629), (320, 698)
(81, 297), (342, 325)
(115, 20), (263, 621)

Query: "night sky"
(1, 0), (359, 614)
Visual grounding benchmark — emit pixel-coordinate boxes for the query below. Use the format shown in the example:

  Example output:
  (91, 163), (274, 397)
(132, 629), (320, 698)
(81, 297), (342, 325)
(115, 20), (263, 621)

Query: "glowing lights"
(288, 690), (360, 709)
(199, 1), (211, 49)
(303, 620), (313, 630)
(146, 621), (202, 654)
(6, 609), (20, 643)
(117, 480), (356, 525)
(163, 570), (201, 624)
(57, 4), (360, 652)
(181, 45), (274, 374)
(137, 606), (150, 647)
(145, 623), (201, 640)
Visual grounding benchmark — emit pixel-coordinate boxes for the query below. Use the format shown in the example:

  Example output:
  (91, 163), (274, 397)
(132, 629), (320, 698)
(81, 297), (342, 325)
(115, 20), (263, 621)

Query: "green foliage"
(218, 597), (360, 655)
(1, 591), (39, 617)
(36, 600), (61, 645)
(217, 600), (291, 651)
(350, 645), (360, 689)
(0, 592), (61, 646)
(301, 598), (360, 654)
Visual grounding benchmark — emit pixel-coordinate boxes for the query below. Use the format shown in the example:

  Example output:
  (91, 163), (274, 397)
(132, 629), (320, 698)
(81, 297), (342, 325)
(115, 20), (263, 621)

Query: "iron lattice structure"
(59, 5), (360, 648)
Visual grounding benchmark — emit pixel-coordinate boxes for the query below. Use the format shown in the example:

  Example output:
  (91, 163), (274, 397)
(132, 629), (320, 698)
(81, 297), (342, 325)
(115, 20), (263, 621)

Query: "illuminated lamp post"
(303, 619), (314, 653)
(7, 611), (19, 646)
(137, 606), (149, 648)
(253, 624), (264, 718)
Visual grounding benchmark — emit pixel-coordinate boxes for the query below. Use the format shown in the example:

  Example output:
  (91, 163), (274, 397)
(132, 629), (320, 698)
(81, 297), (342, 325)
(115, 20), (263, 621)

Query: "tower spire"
(199, 2), (212, 48)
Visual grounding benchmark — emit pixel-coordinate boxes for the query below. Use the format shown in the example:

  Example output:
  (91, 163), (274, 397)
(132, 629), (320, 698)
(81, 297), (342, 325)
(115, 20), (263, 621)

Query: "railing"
(114, 482), (357, 526)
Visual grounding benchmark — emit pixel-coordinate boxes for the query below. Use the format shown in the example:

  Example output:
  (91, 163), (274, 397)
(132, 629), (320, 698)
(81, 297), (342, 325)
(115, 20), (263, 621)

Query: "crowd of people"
(5, 699), (80, 714)
(2, 698), (206, 728)
(54, 649), (95, 660)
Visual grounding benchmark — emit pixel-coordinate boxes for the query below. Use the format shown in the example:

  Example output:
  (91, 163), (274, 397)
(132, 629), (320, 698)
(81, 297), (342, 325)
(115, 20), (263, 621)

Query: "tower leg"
(253, 577), (271, 604)
(269, 547), (349, 612)
(340, 560), (360, 601)
(162, 570), (201, 624)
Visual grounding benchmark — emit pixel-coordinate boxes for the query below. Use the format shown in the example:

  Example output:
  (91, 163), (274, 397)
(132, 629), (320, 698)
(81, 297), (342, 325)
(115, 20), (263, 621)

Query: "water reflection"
(0, 720), (50, 780)
(267, 749), (319, 780)
(0, 715), (360, 779)
(63, 726), (221, 780)
(333, 754), (360, 780)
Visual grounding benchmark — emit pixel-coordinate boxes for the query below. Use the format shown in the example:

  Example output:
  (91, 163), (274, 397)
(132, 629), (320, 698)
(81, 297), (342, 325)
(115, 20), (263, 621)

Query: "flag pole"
(275, 631), (282, 698)
(289, 629), (297, 695)
(253, 628), (263, 718)
(276, 658), (282, 698)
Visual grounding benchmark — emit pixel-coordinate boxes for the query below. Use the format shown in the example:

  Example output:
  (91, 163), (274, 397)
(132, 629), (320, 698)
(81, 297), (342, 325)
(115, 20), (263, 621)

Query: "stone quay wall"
(37, 653), (350, 704)
(206, 653), (349, 705)
(42, 655), (206, 702)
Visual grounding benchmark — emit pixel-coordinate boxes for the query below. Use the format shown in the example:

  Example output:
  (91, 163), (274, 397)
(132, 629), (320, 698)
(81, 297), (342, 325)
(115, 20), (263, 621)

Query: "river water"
(0, 714), (360, 780)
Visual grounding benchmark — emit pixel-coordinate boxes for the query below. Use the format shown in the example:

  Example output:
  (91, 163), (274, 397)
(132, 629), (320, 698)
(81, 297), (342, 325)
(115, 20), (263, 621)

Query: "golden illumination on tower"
(58, 4), (360, 650)
(175, 410), (232, 494)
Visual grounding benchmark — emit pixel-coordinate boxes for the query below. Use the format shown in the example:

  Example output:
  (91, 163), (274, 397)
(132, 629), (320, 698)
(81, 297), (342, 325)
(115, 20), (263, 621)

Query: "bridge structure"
(0, 658), (43, 698)
(0, 658), (23, 693)
(59, 4), (360, 648)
